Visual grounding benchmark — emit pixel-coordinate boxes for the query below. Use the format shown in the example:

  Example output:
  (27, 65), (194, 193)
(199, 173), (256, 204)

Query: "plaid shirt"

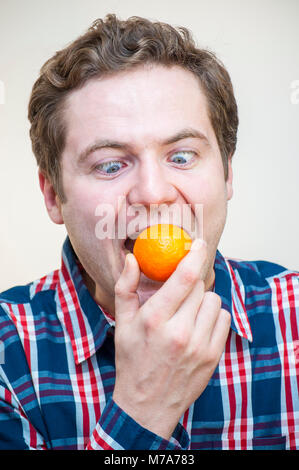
(0, 237), (298, 450)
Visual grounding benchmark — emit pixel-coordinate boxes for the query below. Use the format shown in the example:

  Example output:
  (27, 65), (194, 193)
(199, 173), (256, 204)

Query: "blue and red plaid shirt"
(0, 237), (298, 450)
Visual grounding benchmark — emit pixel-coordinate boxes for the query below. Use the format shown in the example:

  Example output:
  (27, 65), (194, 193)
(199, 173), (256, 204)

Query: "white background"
(0, 0), (298, 292)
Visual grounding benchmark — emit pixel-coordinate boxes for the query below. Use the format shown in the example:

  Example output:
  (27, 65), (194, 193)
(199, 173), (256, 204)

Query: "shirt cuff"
(87, 398), (190, 450)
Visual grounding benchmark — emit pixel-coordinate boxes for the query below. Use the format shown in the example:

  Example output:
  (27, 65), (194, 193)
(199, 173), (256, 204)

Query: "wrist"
(112, 392), (179, 441)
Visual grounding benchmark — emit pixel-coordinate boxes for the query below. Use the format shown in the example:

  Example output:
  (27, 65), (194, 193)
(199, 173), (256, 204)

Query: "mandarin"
(133, 224), (192, 282)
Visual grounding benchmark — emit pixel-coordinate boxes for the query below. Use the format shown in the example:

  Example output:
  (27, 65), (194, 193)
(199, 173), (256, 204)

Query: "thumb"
(114, 253), (140, 322)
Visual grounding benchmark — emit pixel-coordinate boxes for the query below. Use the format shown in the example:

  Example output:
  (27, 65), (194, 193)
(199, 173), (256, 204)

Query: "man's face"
(43, 64), (233, 314)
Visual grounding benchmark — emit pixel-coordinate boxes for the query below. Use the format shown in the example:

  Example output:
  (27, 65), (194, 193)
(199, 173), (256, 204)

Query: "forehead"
(62, 64), (215, 151)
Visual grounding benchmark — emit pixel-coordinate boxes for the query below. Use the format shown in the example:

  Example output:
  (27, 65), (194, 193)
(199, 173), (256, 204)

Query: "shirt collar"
(56, 237), (113, 364)
(56, 238), (252, 365)
(214, 250), (253, 342)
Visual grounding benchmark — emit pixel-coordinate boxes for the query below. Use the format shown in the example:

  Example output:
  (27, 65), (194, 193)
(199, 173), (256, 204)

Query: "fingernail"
(191, 238), (206, 251)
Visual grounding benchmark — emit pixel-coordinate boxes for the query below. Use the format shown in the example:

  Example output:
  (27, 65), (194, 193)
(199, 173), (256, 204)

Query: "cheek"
(184, 174), (227, 235)
(185, 173), (226, 207)
(63, 186), (124, 246)
(60, 186), (100, 239)
(200, 177), (228, 223)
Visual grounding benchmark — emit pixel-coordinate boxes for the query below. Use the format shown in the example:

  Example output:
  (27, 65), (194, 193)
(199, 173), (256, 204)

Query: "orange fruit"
(133, 224), (192, 282)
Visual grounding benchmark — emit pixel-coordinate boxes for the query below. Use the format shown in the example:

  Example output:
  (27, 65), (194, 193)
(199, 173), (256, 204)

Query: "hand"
(112, 239), (231, 440)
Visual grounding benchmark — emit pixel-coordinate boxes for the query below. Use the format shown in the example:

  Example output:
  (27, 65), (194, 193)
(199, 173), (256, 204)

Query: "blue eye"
(96, 161), (124, 174)
(170, 151), (194, 166)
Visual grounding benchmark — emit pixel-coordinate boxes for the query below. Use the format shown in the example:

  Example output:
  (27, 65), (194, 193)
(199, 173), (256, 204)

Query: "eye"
(169, 151), (195, 166)
(95, 160), (125, 175)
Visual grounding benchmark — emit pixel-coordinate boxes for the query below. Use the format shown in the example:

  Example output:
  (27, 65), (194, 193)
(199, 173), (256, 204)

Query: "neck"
(206, 268), (215, 292)
(82, 266), (216, 319)
(81, 270), (116, 316)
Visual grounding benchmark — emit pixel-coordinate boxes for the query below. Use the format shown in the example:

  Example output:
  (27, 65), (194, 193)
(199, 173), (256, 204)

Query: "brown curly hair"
(28, 14), (238, 202)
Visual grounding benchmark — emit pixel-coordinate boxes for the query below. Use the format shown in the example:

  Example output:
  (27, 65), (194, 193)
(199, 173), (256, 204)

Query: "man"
(0, 14), (298, 450)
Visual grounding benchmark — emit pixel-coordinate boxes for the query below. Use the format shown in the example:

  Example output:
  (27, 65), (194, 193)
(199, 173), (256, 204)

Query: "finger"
(142, 238), (207, 322)
(169, 278), (205, 327)
(114, 253), (141, 323)
(194, 292), (223, 341)
(210, 308), (231, 353)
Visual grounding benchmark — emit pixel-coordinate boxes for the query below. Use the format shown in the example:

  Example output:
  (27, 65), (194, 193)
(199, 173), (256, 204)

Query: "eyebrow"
(77, 127), (210, 164)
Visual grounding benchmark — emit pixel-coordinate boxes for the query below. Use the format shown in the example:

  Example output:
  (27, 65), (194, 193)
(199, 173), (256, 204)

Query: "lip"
(120, 225), (149, 253)
(120, 223), (193, 260)
(119, 224), (192, 289)
(124, 223), (192, 241)
(125, 226), (149, 241)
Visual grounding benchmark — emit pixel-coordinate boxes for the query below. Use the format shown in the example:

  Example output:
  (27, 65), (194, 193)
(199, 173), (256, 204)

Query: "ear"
(226, 156), (233, 201)
(38, 171), (64, 225)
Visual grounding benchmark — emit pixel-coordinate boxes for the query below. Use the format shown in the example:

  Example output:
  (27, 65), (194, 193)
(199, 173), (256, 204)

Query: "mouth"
(122, 224), (193, 255)
(123, 237), (136, 254)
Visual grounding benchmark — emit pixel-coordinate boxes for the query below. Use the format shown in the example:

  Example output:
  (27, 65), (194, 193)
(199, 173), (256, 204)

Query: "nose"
(127, 153), (178, 207)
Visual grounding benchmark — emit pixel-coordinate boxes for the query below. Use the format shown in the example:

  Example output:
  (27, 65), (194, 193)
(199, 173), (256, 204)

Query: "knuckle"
(200, 341), (221, 366)
(179, 266), (198, 286)
(205, 350), (219, 366)
(221, 308), (232, 326)
(114, 280), (125, 297)
(166, 321), (190, 349)
(159, 293), (173, 307)
(203, 291), (222, 309)
(169, 329), (189, 351)
(143, 310), (161, 333)
(214, 293), (222, 309)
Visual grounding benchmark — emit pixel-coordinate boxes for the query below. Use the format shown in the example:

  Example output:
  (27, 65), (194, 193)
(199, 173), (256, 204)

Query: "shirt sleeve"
(86, 397), (190, 450)
(0, 379), (47, 450)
